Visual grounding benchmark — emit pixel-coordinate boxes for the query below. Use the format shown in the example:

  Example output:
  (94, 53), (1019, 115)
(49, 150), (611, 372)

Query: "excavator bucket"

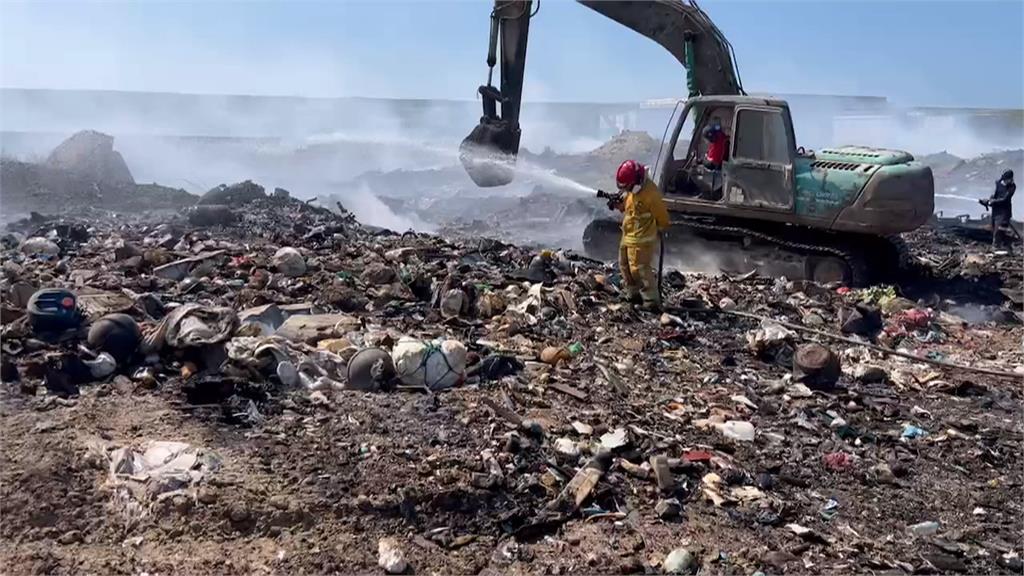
(459, 116), (520, 187)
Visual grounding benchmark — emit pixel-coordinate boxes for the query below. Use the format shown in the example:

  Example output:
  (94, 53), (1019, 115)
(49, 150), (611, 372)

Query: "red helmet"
(616, 160), (645, 189)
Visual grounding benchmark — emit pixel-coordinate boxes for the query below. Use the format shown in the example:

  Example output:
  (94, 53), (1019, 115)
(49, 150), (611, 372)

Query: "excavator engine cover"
(460, 117), (520, 187)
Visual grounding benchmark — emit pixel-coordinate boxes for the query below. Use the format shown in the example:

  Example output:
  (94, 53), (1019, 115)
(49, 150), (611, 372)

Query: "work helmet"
(616, 160), (645, 190)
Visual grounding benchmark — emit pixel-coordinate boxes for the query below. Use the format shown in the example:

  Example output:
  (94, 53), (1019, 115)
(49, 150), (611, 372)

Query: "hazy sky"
(1, 0), (1022, 108)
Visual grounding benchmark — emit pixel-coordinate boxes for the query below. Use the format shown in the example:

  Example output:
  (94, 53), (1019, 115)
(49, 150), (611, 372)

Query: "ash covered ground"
(0, 128), (1023, 575)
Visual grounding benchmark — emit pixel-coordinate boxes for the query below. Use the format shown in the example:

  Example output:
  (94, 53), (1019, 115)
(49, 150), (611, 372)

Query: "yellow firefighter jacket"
(620, 178), (670, 246)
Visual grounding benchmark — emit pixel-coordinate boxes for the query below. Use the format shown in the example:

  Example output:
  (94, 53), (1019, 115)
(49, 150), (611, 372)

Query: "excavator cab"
(658, 96), (798, 214)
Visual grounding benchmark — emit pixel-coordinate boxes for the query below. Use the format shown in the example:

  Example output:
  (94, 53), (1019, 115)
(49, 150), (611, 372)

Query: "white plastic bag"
(273, 247), (306, 277)
(391, 336), (467, 391)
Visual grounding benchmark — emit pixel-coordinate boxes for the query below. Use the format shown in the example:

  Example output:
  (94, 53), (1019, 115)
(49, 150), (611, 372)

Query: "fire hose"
(658, 230), (665, 300)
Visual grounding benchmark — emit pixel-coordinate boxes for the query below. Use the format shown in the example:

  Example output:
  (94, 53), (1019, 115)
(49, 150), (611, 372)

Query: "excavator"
(459, 0), (935, 285)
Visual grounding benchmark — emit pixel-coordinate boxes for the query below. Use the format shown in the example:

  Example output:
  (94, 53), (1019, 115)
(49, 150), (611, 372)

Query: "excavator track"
(671, 215), (872, 285)
(583, 216), (899, 286)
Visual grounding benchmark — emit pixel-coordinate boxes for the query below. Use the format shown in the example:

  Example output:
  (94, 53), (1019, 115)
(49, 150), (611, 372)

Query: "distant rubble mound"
(517, 130), (662, 191)
(920, 148), (1023, 197)
(916, 151), (965, 176)
(0, 129), (197, 216)
(587, 130), (660, 164)
(45, 130), (134, 185)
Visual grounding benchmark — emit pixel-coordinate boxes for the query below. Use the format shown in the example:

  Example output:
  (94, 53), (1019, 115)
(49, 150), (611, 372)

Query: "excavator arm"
(460, 0), (744, 187)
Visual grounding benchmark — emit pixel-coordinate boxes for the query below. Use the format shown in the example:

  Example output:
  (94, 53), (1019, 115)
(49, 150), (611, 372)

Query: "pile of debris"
(1, 182), (1021, 574)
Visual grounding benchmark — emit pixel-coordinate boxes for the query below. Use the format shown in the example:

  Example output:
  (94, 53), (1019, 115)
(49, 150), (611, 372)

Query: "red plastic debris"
(835, 287), (851, 295)
(823, 451), (854, 471)
(683, 450), (714, 463)
(897, 308), (931, 330)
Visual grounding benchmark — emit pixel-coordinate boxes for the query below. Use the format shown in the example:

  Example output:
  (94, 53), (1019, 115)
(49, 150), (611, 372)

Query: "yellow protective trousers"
(618, 242), (659, 304)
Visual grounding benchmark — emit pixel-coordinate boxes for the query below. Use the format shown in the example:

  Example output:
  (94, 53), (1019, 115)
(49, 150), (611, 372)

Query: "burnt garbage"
(1, 176), (1022, 575)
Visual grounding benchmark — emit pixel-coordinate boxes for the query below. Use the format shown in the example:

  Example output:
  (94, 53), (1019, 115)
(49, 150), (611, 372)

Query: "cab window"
(733, 109), (789, 164)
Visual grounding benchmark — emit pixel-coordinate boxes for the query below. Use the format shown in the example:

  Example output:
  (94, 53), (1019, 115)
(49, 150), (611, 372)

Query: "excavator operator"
(702, 120), (728, 170)
(609, 160), (670, 310)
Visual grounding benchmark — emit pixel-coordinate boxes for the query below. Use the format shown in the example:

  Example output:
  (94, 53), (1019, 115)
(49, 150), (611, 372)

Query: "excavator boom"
(578, 1), (743, 96)
(460, 0), (743, 187)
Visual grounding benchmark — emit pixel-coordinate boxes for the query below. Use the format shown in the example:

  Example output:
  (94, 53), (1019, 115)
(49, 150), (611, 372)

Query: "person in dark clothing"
(980, 169), (1017, 250)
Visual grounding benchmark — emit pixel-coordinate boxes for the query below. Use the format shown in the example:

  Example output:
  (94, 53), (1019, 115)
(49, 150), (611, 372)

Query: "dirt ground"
(2, 305), (1022, 574)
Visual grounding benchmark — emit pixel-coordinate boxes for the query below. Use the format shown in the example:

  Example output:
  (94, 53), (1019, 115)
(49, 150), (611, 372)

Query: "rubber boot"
(620, 290), (643, 305)
(641, 299), (662, 312)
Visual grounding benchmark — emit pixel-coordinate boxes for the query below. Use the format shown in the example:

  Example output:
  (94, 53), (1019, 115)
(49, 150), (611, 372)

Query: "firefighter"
(610, 160), (670, 310)
(980, 169), (1016, 250)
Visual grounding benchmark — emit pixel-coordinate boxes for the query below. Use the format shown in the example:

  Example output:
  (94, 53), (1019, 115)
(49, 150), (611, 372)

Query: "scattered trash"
(571, 421), (593, 435)
(20, 237), (60, 257)
(655, 497), (682, 520)
(819, 498), (840, 520)
(907, 520), (940, 537)
(82, 352), (117, 379)
(839, 304), (882, 335)
(152, 250), (226, 281)
(901, 424), (929, 440)
(144, 303), (238, 351)
(852, 364), (887, 383)
(107, 440), (220, 520)
(377, 537), (408, 574)
(650, 455), (674, 493)
(274, 313), (358, 345)
(27, 288), (82, 333)
(238, 304), (285, 334)
(786, 523), (827, 543)
(554, 437), (581, 458)
(715, 420), (755, 442)
(662, 547), (697, 574)
(1, 162), (1020, 573)
(599, 428), (630, 451)
(87, 313), (141, 363)
(346, 347), (396, 392)
(438, 288), (465, 319)
(539, 343), (583, 366)
(746, 319), (796, 364)
(473, 354), (523, 381)
(793, 343), (841, 389)
(823, 451), (854, 471)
